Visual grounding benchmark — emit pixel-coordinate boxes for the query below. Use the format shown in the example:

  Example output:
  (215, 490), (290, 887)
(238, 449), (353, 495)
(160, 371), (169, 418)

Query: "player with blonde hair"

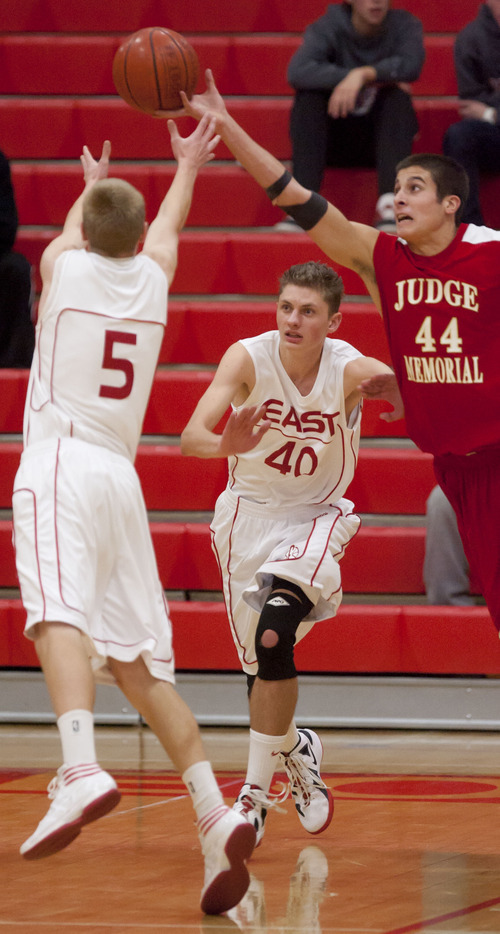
(13, 115), (256, 916)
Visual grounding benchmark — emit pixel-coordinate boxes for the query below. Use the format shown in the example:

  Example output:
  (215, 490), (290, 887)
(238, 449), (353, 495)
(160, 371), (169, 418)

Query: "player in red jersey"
(164, 71), (500, 632)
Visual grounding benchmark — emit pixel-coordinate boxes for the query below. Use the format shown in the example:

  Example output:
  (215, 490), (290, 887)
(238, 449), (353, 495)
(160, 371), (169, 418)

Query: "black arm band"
(265, 169), (292, 200)
(281, 192), (328, 230)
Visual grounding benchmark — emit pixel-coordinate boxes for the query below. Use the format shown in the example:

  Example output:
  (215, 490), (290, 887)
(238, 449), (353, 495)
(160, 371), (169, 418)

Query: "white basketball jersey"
(228, 331), (362, 507)
(24, 249), (167, 460)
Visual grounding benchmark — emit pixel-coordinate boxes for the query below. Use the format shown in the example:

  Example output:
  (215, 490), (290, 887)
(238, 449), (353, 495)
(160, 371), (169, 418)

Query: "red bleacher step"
(136, 446), (435, 514)
(3, 0), (476, 35)
(0, 520), (474, 595)
(16, 228), (372, 297)
(0, 35), (456, 98)
(0, 368), (407, 439)
(0, 598), (495, 674)
(10, 164), (377, 229)
(0, 441), (433, 514)
(13, 161), (500, 232)
(0, 98), (462, 162)
(159, 299), (392, 366)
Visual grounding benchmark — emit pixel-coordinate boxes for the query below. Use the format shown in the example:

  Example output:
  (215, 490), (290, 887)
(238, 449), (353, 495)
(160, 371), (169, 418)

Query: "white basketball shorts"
(210, 488), (360, 674)
(12, 437), (175, 684)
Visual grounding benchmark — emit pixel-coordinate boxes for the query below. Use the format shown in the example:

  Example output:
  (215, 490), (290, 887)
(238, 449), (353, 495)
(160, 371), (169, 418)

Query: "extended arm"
(343, 356), (396, 420)
(143, 113), (219, 281)
(357, 370), (405, 422)
(179, 71), (381, 303)
(181, 342), (271, 458)
(38, 140), (111, 313)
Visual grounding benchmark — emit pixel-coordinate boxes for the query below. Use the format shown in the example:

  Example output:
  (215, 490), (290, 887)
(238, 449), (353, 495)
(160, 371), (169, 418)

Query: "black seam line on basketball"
(149, 29), (163, 109)
(160, 32), (189, 110)
(123, 43), (141, 110)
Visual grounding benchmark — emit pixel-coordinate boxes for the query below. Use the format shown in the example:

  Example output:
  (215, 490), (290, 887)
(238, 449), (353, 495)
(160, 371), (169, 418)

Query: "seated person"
(424, 485), (474, 607)
(0, 149), (34, 367)
(280, 0), (425, 233)
(443, 0), (500, 225)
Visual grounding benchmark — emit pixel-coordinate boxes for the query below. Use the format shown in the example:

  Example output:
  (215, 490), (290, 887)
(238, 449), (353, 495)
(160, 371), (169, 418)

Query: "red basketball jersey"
(373, 225), (500, 455)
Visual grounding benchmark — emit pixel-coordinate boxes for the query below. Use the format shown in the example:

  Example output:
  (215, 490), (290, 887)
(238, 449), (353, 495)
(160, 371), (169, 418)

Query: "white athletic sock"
(281, 721), (301, 755)
(57, 709), (97, 766)
(182, 760), (225, 821)
(245, 728), (288, 793)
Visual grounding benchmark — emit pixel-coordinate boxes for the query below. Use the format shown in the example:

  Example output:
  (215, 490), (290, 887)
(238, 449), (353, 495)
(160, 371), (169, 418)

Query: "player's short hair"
(82, 178), (146, 256)
(396, 153), (470, 227)
(278, 261), (344, 318)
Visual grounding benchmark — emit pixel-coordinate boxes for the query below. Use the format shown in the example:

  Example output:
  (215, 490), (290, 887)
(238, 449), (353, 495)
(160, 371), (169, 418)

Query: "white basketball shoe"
(198, 805), (256, 915)
(279, 729), (333, 834)
(20, 763), (121, 859)
(233, 782), (288, 846)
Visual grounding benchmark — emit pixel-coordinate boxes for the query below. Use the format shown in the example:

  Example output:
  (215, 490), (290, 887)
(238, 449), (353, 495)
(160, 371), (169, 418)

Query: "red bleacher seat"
(0, 518), (449, 594)
(164, 602), (500, 675)
(0, 443), (430, 514)
(0, 299), (391, 382)
(19, 161), (500, 232)
(0, 35), (456, 98)
(145, 372), (408, 438)
(3, 0), (477, 35)
(0, 598), (496, 675)
(7, 101), (500, 230)
(0, 98), (463, 162)
(16, 228), (372, 296)
(0, 519), (475, 597)
(0, 367), (407, 439)
(11, 164), (282, 229)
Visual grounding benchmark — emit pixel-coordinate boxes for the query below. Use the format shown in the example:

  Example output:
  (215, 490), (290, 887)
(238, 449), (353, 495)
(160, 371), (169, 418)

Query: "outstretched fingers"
(220, 404), (271, 455)
(80, 139), (111, 184)
(167, 112), (220, 166)
(358, 373), (404, 422)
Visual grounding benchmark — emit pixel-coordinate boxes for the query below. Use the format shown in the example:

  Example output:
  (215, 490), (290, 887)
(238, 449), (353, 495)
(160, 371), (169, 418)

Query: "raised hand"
(219, 405), (271, 456)
(180, 69), (227, 123)
(153, 69), (227, 122)
(167, 112), (220, 168)
(358, 371), (405, 422)
(80, 140), (111, 186)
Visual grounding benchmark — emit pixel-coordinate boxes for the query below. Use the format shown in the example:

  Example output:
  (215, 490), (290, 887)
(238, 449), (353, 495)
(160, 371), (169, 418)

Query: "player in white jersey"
(181, 261), (396, 845)
(12, 116), (257, 916)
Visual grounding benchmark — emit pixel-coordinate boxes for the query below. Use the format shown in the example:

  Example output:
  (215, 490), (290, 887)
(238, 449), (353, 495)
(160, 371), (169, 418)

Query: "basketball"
(112, 27), (200, 115)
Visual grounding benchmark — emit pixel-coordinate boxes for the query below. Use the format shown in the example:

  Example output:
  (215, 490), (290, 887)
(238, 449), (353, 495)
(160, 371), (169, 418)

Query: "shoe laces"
(280, 754), (320, 805)
(46, 775), (60, 801)
(239, 783), (289, 814)
(46, 764), (100, 805)
(46, 765), (68, 801)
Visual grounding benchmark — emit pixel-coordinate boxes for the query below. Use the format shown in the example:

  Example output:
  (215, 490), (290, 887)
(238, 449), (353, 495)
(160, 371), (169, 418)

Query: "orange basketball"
(112, 27), (199, 115)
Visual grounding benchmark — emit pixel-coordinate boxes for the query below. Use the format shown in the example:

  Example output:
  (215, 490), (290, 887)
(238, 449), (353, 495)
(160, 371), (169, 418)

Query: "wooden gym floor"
(1, 724), (500, 933)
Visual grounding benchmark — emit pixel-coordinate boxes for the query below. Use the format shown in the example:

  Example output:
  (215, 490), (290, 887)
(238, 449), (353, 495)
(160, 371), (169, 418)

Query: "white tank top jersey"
(24, 249), (167, 461)
(228, 331), (363, 507)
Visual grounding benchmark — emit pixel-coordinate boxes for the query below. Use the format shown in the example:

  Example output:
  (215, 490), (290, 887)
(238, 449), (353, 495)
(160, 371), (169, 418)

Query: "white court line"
(103, 778), (241, 818)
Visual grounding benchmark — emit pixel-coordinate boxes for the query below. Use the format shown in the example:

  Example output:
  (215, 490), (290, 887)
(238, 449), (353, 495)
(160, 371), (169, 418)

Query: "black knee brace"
(255, 579), (313, 681)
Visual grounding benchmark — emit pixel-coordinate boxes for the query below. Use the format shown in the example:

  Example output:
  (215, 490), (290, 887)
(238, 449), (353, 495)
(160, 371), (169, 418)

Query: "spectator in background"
(424, 485), (474, 607)
(0, 149), (34, 367)
(443, 0), (500, 226)
(277, 0), (425, 234)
